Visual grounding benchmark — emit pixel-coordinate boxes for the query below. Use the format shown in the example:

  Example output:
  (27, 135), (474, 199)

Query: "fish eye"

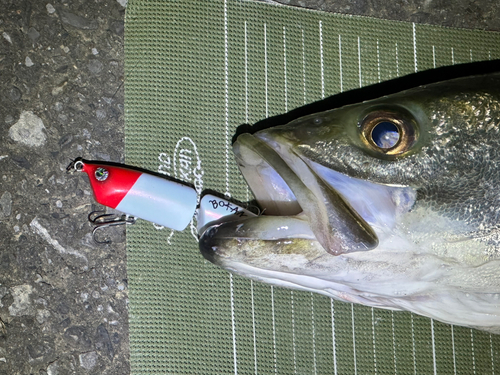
(359, 110), (418, 157)
(371, 121), (399, 149)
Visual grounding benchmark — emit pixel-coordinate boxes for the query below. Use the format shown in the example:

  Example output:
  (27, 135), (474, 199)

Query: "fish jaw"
(199, 220), (389, 307)
(199, 213), (500, 332)
(198, 215), (384, 307)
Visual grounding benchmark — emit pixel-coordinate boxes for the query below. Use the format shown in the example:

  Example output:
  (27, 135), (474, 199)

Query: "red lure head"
(70, 159), (142, 209)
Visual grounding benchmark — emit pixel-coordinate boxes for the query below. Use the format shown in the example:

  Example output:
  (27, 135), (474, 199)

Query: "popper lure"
(67, 158), (255, 241)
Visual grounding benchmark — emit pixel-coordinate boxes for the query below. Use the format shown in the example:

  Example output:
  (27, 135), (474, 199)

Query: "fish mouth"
(199, 131), (416, 282)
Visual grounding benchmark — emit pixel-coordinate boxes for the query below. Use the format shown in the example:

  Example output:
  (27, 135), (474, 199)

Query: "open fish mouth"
(199, 129), (417, 301)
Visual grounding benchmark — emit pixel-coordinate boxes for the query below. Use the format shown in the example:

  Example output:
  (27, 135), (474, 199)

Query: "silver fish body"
(200, 72), (500, 333)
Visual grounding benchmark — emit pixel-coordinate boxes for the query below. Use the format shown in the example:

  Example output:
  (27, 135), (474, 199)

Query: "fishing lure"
(67, 158), (254, 241)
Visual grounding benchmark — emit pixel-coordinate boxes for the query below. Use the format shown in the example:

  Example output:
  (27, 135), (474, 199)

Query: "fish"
(199, 71), (500, 333)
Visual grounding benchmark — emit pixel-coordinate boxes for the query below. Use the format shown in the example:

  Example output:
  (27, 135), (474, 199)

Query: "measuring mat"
(125, 1), (500, 373)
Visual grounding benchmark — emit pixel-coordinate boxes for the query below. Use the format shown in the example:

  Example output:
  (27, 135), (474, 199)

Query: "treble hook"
(88, 211), (136, 244)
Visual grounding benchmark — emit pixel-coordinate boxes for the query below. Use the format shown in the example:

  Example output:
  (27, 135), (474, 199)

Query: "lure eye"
(360, 110), (418, 157)
(95, 167), (109, 181)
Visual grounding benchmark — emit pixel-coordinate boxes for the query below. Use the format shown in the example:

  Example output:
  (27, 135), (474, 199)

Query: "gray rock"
(10, 155), (31, 169)
(64, 326), (92, 350)
(60, 318), (71, 329)
(8, 284), (34, 316)
(36, 309), (51, 324)
(0, 191), (12, 219)
(95, 324), (113, 359)
(59, 10), (98, 30)
(28, 27), (40, 43)
(2, 32), (12, 44)
(53, 102), (63, 112)
(0, 287), (7, 308)
(46, 3), (56, 14)
(79, 351), (98, 370)
(9, 111), (46, 147)
(8, 87), (21, 102)
(47, 360), (58, 375)
(58, 302), (70, 315)
(110, 20), (124, 36)
(111, 332), (120, 345)
(27, 341), (51, 360)
(88, 59), (103, 75)
(96, 109), (106, 120)
(4, 115), (14, 124)
(58, 134), (72, 148)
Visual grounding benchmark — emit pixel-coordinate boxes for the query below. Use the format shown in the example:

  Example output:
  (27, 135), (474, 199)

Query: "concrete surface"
(0, 0), (498, 374)
(270, 0), (500, 31)
(1, 0), (127, 374)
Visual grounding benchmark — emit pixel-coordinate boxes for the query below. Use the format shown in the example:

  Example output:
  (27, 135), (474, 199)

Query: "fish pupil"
(371, 121), (400, 149)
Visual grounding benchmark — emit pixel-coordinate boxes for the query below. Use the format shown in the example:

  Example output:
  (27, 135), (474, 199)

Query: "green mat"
(125, 1), (500, 373)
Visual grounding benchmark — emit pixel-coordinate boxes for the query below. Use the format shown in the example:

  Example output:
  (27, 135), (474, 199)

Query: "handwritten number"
(208, 199), (247, 218)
